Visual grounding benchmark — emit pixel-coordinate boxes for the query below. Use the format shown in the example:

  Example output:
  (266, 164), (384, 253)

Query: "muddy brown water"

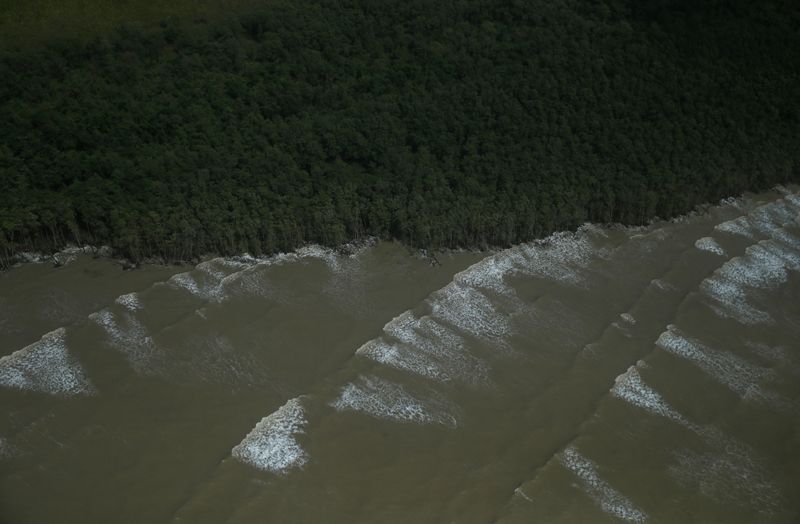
(1, 188), (799, 523)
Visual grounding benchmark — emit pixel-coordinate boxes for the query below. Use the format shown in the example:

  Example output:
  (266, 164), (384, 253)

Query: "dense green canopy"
(1, 0), (798, 265)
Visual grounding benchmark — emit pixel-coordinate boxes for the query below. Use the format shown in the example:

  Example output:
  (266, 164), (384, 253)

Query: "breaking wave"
(232, 397), (309, 474)
(330, 375), (458, 428)
(560, 446), (648, 523)
(0, 328), (95, 396)
(656, 326), (784, 407)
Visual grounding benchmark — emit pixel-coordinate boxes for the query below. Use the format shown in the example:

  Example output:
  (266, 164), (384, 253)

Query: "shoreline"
(5, 184), (797, 274)
(2, 235), (400, 273)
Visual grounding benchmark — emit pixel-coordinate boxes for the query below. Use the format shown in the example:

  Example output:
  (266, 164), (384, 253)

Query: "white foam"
(785, 193), (800, 210)
(0, 328), (95, 396)
(611, 366), (688, 426)
(15, 246), (87, 265)
(713, 245), (786, 289)
(716, 198), (800, 247)
(115, 292), (141, 311)
(750, 199), (799, 230)
(215, 262), (274, 296)
(453, 251), (518, 294)
(581, 341), (606, 358)
(441, 226), (602, 302)
(746, 342), (800, 377)
(516, 231), (598, 286)
(216, 254), (260, 269)
(379, 314), (489, 385)
(656, 326), (781, 406)
(607, 323), (627, 339)
(561, 447), (648, 523)
(94, 307), (267, 385)
(514, 486), (534, 503)
(608, 356), (783, 515)
(715, 216), (757, 239)
(670, 427), (780, 516)
(695, 237), (726, 256)
(296, 245), (343, 272)
(330, 375), (457, 427)
(91, 309), (150, 346)
(90, 309), (156, 374)
(430, 283), (511, 341)
(0, 436), (16, 458)
(759, 239), (800, 270)
(358, 339), (449, 382)
(719, 195), (746, 211)
(213, 245), (365, 304)
(15, 252), (51, 264)
(353, 226), (610, 382)
(701, 279), (772, 325)
(762, 221), (800, 247)
(649, 278), (676, 292)
(628, 227), (676, 258)
(196, 260), (229, 280)
(700, 239), (800, 324)
(358, 320), (489, 387)
(232, 397), (308, 474)
(620, 313), (636, 325)
(168, 258), (259, 302)
(383, 311), (430, 344)
(168, 271), (204, 296)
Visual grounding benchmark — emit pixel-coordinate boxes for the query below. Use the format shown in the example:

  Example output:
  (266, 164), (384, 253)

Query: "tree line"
(1, 0), (798, 267)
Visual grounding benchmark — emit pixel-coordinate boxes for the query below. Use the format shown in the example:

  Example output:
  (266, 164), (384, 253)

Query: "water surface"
(1, 189), (799, 523)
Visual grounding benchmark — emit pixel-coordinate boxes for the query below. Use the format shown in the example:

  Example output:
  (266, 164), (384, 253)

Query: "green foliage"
(1, 0), (798, 266)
